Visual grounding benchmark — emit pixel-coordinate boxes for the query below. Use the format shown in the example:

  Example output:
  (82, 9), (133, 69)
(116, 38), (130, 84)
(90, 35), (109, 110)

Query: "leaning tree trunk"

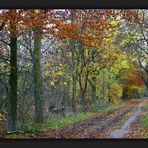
(33, 28), (43, 124)
(8, 32), (18, 132)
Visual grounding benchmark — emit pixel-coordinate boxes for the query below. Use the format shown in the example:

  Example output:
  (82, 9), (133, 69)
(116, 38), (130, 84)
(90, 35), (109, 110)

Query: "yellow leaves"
(120, 60), (130, 69)
(108, 83), (123, 104)
(0, 113), (5, 121)
(44, 71), (49, 76)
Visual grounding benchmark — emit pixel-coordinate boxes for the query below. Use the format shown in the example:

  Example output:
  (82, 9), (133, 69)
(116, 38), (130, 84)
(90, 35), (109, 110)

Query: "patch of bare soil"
(110, 101), (145, 139)
(123, 100), (148, 139)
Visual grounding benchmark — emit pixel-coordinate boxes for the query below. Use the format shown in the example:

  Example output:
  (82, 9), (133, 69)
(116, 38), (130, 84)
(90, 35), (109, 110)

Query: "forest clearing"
(0, 9), (148, 139)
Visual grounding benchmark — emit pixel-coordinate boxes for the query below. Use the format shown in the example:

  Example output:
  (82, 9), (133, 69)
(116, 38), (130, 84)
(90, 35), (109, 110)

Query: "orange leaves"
(0, 9), (51, 38)
(121, 9), (140, 23)
(23, 10), (45, 26)
(123, 75), (144, 88)
(0, 9), (141, 43)
(51, 9), (125, 49)
(130, 76), (144, 87)
(55, 23), (80, 40)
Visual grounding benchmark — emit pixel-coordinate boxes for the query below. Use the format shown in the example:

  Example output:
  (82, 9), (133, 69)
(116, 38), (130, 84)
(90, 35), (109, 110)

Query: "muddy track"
(84, 108), (132, 138)
(91, 100), (145, 139)
(120, 100), (148, 139)
(35, 102), (137, 139)
(34, 100), (145, 139)
(110, 101), (145, 138)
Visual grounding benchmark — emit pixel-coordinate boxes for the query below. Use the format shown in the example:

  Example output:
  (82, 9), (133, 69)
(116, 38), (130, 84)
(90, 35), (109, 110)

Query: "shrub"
(108, 83), (123, 104)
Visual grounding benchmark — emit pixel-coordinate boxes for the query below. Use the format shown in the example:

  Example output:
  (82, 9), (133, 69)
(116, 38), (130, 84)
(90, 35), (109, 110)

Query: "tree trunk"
(80, 91), (86, 111)
(70, 11), (79, 114)
(91, 49), (97, 102)
(146, 75), (148, 90)
(33, 28), (43, 124)
(91, 77), (97, 102)
(122, 87), (128, 100)
(79, 70), (89, 111)
(71, 47), (77, 113)
(8, 35), (18, 132)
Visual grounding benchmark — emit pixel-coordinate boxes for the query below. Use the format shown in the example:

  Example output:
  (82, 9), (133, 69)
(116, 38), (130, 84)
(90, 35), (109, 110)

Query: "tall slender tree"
(8, 10), (18, 132)
(32, 10), (45, 123)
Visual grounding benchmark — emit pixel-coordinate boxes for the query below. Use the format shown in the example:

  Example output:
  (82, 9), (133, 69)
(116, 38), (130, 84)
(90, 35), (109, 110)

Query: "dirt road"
(35, 99), (148, 139)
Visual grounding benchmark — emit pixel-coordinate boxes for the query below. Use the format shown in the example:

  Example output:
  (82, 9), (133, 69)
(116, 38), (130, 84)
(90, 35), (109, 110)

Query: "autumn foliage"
(123, 75), (144, 88)
(0, 9), (147, 136)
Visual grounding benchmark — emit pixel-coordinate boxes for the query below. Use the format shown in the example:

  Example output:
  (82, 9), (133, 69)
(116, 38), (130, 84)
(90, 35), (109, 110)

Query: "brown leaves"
(51, 9), (121, 49)
(123, 75), (144, 88)
(33, 100), (138, 139)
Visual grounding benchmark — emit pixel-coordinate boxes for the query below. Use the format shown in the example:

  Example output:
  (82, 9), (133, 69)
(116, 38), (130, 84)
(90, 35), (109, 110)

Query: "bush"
(108, 83), (123, 104)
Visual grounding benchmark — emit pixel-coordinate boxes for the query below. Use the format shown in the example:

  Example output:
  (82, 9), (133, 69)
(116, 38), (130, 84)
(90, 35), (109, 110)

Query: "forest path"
(110, 100), (145, 138)
(34, 99), (147, 139)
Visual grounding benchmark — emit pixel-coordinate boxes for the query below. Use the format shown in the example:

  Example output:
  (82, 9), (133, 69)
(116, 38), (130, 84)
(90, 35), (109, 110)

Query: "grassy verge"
(46, 112), (94, 129)
(140, 114), (148, 128)
(134, 100), (148, 138)
(140, 101), (148, 128)
(46, 102), (123, 129)
(2, 133), (32, 139)
(2, 100), (128, 138)
(22, 101), (125, 133)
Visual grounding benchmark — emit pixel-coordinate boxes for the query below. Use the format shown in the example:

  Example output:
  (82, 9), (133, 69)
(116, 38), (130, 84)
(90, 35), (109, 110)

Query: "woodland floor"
(33, 99), (148, 139)
(1, 99), (148, 139)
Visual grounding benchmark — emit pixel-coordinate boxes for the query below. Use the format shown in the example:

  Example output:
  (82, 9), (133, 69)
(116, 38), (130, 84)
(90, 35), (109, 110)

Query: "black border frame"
(0, 0), (148, 8)
(0, 139), (148, 148)
(0, 0), (148, 147)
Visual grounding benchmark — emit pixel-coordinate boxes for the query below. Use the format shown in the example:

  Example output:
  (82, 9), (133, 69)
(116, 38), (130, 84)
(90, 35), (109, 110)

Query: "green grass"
(46, 112), (95, 129)
(22, 101), (126, 134)
(140, 114), (148, 128)
(144, 101), (148, 108)
(97, 100), (126, 114)
(3, 133), (32, 139)
(1, 100), (128, 138)
(21, 112), (96, 133)
(22, 107), (117, 133)
(140, 101), (148, 128)
(5, 109), (114, 137)
(56, 102), (125, 128)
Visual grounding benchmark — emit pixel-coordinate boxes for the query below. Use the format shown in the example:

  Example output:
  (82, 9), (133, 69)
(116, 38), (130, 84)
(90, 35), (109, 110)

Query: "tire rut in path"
(34, 100), (141, 139)
(34, 105), (132, 139)
(110, 100), (145, 139)
(83, 108), (132, 138)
